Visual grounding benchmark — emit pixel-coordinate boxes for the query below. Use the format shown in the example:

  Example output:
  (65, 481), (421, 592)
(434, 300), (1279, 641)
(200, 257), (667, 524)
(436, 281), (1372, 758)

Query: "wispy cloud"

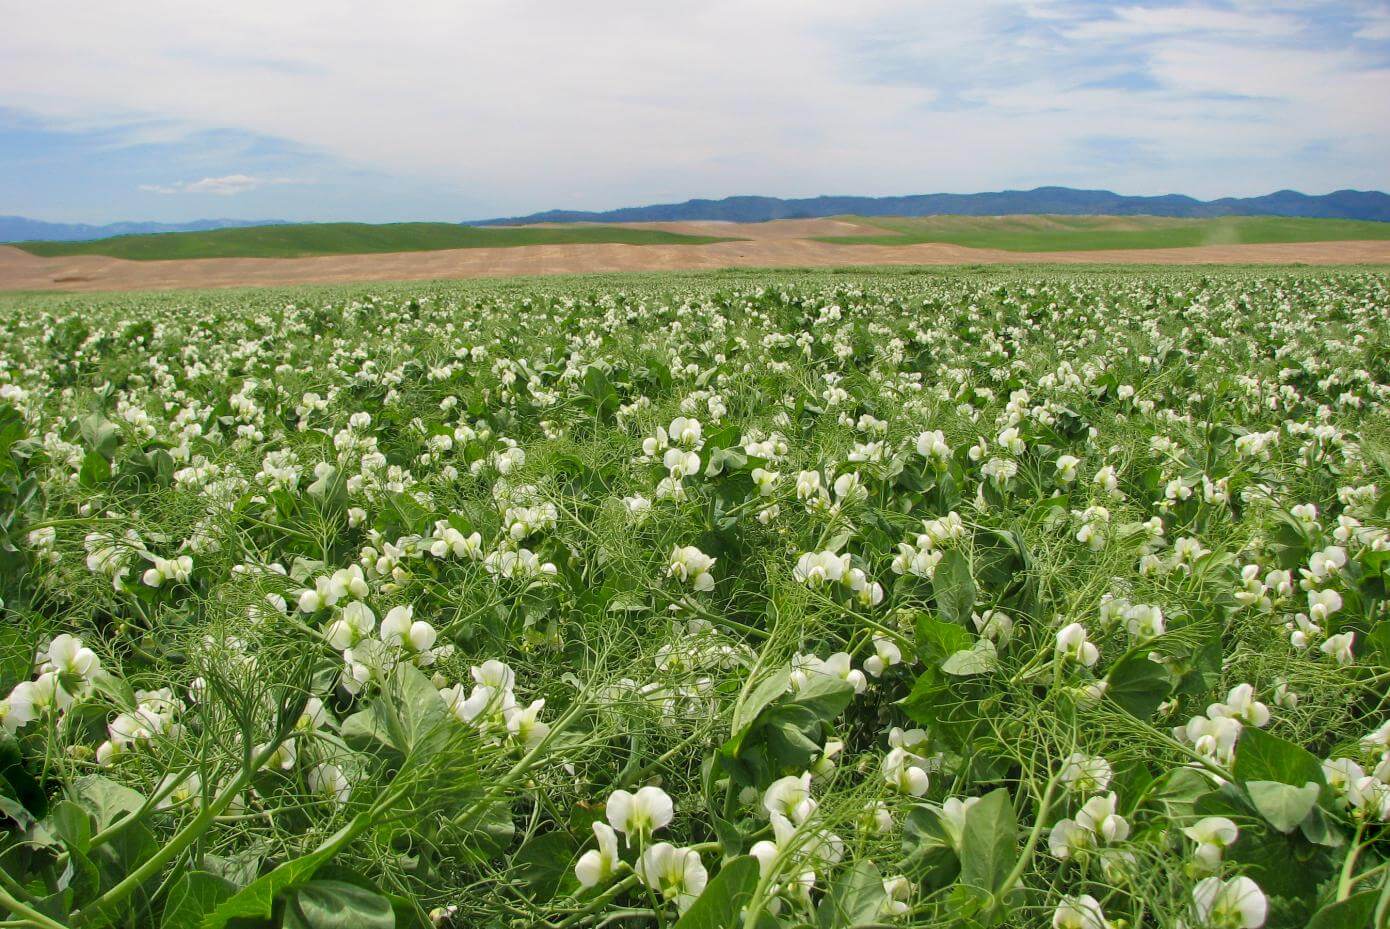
(0, 0), (1386, 221)
(138, 173), (301, 195)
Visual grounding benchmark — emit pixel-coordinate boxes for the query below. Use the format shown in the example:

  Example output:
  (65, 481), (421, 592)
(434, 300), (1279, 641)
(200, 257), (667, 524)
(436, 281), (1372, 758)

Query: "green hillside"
(15, 222), (736, 260)
(819, 214), (1390, 251)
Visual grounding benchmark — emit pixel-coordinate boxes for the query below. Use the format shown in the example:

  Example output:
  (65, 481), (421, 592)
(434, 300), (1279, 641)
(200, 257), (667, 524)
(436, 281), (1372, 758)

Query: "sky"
(2, 0), (1388, 224)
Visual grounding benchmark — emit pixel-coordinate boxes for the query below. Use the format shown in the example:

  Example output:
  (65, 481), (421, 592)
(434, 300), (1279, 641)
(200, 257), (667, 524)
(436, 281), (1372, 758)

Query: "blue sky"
(2, 0), (1388, 224)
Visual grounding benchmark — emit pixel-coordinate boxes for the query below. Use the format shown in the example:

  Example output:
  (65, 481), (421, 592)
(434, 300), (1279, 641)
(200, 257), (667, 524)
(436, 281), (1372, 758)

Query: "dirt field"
(3, 218), (1388, 293)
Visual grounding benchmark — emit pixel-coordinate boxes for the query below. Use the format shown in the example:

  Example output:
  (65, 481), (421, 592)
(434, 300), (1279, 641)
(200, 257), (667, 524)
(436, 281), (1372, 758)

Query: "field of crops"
(816, 216), (1390, 252)
(14, 224), (735, 261)
(1, 268), (1388, 929)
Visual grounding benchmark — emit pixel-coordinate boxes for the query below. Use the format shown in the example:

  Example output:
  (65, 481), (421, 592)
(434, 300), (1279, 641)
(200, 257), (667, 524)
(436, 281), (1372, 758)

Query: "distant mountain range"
(473, 186), (1390, 225)
(5, 187), (1388, 244)
(0, 216), (288, 244)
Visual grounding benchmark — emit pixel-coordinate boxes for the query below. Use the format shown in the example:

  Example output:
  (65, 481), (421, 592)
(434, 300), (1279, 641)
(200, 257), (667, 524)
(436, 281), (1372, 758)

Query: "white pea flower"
(833, 472), (867, 505)
(880, 875), (912, 918)
(1191, 876), (1267, 929)
(1321, 631), (1355, 665)
(1307, 588), (1343, 623)
(668, 416), (703, 449)
(864, 636), (902, 677)
(635, 843), (707, 913)
(326, 601), (376, 650)
(1052, 894), (1110, 929)
(575, 821), (621, 888)
(1059, 753), (1113, 794)
(307, 763), (351, 805)
(882, 747), (930, 796)
(1093, 465), (1120, 499)
(663, 447), (702, 478)
(473, 659), (515, 692)
(973, 609), (1014, 645)
(936, 796), (980, 852)
(1209, 684), (1269, 727)
(1048, 817), (1091, 860)
(1055, 623), (1099, 667)
(1124, 604), (1165, 640)
(793, 550), (849, 587)
(791, 652), (866, 694)
(749, 812), (797, 876)
(379, 604), (438, 657)
(623, 495), (652, 520)
(42, 634), (101, 688)
(915, 429), (951, 464)
(1055, 455), (1080, 484)
(1076, 792), (1130, 843)
(1182, 817), (1238, 871)
(142, 555), (193, 588)
(0, 682), (39, 734)
(752, 468), (780, 496)
(504, 698), (549, 750)
(763, 773), (817, 824)
(668, 545), (716, 591)
(1178, 714), (1242, 764)
(607, 786), (674, 843)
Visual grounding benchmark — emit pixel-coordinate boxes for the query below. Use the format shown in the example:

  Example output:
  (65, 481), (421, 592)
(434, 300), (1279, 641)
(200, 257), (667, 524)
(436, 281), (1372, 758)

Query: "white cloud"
(1, 1), (1386, 213)
(138, 173), (300, 195)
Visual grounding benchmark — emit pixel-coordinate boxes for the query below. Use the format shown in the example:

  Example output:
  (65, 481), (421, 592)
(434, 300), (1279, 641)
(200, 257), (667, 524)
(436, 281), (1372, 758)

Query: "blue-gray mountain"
(0, 216), (288, 244)
(472, 187), (1390, 226)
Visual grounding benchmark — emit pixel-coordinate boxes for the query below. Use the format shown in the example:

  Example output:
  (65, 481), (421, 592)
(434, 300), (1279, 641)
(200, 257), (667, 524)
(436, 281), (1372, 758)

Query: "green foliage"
(17, 223), (737, 260)
(1, 268), (1387, 929)
(818, 214), (1390, 251)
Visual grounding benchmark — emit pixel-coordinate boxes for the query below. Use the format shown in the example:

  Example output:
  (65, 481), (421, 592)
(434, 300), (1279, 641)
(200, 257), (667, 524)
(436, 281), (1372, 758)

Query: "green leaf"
(78, 450), (111, 488)
(342, 662), (453, 758)
(932, 550), (976, 626)
(73, 774), (146, 832)
(958, 788), (1017, 898)
(283, 880), (395, 929)
(581, 366), (618, 418)
(816, 859), (885, 928)
(511, 831), (577, 902)
(1150, 767), (1211, 822)
(1306, 891), (1378, 929)
(720, 672), (853, 785)
(672, 856), (760, 929)
(1246, 781), (1320, 833)
(1195, 786), (1333, 903)
(941, 639), (996, 676)
(705, 447), (748, 477)
(202, 813), (371, 928)
(1105, 649), (1172, 719)
(1234, 728), (1326, 789)
(48, 799), (92, 854)
(727, 668), (792, 753)
(914, 614), (972, 665)
(79, 412), (120, 458)
(899, 806), (962, 890)
(160, 871), (236, 929)
(0, 738), (46, 818)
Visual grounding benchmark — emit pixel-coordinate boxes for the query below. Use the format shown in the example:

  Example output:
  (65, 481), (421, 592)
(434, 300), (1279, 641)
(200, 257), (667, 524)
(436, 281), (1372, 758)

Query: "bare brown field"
(3, 218), (1388, 293)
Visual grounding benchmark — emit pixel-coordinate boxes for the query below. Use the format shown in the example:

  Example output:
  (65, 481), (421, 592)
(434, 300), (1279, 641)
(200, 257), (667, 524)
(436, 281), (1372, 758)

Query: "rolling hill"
(13, 222), (736, 260)
(474, 186), (1390, 226)
(818, 214), (1390, 251)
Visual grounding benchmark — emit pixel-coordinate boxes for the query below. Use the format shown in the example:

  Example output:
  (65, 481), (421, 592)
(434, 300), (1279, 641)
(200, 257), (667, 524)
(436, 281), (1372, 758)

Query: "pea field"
(1, 268), (1389, 929)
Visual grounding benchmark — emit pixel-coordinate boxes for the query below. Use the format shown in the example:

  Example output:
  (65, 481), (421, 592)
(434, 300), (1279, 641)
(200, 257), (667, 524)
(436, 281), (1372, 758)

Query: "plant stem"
(1336, 819), (1368, 901)
(0, 887), (72, 929)
(991, 768), (1061, 917)
(72, 743), (279, 927)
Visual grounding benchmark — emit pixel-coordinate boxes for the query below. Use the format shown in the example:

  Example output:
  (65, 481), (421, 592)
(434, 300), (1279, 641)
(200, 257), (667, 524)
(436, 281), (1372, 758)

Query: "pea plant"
(1, 268), (1388, 929)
